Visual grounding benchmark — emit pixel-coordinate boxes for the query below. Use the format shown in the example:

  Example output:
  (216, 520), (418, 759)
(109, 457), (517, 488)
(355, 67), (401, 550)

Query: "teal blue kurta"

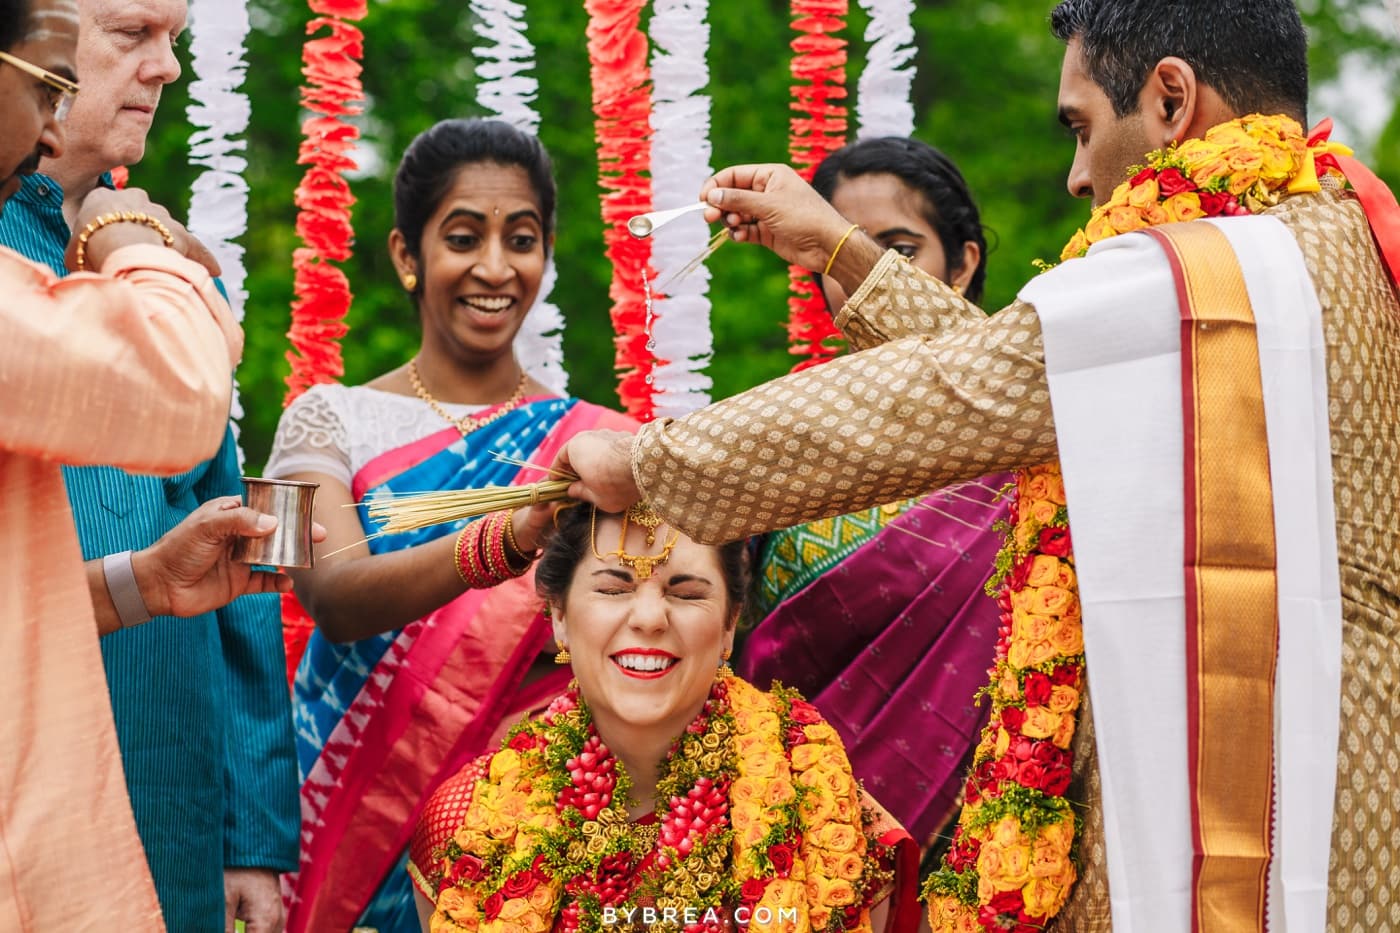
(0, 173), (299, 930)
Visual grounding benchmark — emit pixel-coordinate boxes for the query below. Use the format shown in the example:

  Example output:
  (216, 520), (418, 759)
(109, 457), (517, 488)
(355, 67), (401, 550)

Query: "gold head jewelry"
(590, 503), (680, 580)
(402, 272), (417, 291)
(627, 501), (664, 545)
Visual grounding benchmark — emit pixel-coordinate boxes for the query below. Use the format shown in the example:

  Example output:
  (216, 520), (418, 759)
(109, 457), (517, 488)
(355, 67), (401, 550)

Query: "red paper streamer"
(283, 3), (365, 406)
(586, 0), (659, 420)
(282, 0), (365, 676)
(787, 0), (848, 370)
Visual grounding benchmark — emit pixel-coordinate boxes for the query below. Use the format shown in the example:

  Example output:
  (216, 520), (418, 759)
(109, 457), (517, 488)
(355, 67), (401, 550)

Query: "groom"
(557, 1), (1400, 930)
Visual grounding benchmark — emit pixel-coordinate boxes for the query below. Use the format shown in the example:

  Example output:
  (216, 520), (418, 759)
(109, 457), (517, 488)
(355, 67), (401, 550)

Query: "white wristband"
(102, 550), (152, 628)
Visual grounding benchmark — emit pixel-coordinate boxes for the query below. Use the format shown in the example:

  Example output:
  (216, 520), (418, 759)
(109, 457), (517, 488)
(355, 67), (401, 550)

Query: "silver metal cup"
(232, 477), (318, 569)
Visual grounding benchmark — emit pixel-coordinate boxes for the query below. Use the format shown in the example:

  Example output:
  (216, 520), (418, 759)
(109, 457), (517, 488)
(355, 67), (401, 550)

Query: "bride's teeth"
(615, 654), (675, 672)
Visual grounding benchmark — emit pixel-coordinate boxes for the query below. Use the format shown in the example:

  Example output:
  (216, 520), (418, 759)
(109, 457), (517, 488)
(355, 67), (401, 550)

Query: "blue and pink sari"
(282, 396), (634, 933)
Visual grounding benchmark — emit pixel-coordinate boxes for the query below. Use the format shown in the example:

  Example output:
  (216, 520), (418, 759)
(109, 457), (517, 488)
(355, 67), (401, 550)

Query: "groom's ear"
(1141, 56), (1198, 146)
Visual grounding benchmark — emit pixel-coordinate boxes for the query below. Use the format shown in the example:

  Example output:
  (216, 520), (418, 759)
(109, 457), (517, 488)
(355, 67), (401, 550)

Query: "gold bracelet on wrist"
(74, 211), (177, 271)
(822, 223), (861, 277)
(502, 508), (538, 574)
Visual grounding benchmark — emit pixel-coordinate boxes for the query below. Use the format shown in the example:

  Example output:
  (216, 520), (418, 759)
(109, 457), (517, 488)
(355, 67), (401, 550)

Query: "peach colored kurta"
(0, 242), (240, 931)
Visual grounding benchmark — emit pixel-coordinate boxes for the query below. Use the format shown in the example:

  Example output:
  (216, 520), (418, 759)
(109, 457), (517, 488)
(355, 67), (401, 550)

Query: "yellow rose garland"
(923, 114), (1348, 932)
(429, 675), (896, 933)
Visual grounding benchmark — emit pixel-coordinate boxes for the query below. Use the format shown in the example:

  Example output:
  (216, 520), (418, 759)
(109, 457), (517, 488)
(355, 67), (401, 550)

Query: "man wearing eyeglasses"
(0, 1), (300, 932)
(0, 0), (274, 927)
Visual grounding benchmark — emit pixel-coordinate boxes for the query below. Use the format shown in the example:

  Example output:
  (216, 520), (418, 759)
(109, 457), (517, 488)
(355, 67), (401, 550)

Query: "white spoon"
(626, 200), (709, 238)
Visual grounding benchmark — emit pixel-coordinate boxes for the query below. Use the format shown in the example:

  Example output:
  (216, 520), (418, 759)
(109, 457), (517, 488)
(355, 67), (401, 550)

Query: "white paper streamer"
(186, 0), (251, 449)
(470, 0), (569, 395)
(855, 0), (916, 140)
(647, 0), (715, 418)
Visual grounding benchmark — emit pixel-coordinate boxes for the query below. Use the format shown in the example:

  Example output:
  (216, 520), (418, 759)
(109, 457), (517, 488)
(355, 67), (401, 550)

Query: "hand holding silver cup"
(232, 477), (319, 569)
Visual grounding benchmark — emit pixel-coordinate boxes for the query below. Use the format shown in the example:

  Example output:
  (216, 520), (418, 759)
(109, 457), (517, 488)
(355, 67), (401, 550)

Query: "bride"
(409, 503), (921, 933)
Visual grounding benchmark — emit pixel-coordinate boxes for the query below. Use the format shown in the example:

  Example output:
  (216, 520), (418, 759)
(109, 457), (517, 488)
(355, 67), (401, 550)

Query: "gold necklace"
(407, 358), (530, 438)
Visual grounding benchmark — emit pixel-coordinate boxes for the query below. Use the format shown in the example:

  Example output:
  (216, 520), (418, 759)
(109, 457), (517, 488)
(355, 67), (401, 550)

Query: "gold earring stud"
(555, 642), (571, 665)
(402, 273), (417, 292)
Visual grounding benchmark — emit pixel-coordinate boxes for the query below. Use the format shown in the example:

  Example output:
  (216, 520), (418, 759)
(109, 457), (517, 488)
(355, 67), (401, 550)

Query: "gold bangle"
(822, 223), (861, 277)
(502, 508), (537, 573)
(74, 211), (177, 271)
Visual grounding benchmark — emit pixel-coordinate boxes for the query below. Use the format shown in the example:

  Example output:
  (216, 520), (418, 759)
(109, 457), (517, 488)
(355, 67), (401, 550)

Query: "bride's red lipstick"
(610, 648), (680, 680)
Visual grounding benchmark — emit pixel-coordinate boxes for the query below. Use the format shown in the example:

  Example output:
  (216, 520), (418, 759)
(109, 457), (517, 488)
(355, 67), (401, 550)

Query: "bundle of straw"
(365, 477), (576, 535)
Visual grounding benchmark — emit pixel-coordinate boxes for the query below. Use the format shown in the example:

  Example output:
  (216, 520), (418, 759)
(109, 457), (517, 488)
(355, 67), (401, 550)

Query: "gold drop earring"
(401, 272), (417, 292)
(555, 641), (571, 665)
(717, 647), (733, 679)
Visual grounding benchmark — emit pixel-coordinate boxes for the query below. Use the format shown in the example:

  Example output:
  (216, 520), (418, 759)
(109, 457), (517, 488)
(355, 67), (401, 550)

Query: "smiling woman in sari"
(264, 119), (635, 933)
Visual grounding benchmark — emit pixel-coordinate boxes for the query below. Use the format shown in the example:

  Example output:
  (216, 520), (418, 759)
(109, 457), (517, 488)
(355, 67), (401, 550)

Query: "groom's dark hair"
(1050, 0), (1308, 122)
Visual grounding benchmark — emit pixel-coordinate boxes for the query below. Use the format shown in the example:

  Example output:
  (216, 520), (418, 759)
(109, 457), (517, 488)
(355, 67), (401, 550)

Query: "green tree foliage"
(132, 0), (1400, 470)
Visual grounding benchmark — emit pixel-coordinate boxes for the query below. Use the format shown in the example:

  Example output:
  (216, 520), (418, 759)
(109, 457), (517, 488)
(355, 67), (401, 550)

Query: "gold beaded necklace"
(407, 358), (531, 438)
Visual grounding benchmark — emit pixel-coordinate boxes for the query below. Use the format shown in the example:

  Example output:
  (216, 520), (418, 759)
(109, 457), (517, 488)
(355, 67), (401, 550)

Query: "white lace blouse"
(263, 383), (486, 487)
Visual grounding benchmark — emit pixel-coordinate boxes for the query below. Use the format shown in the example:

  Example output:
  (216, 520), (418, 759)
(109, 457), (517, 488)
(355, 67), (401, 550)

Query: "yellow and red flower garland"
(921, 467), (1081, 933)
(922, 114), (1348, 933)
(430, 675), (894, 933)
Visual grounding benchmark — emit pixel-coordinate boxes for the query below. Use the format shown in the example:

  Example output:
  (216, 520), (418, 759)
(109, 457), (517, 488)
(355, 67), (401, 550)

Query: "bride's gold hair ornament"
(590, 502), (680, 580)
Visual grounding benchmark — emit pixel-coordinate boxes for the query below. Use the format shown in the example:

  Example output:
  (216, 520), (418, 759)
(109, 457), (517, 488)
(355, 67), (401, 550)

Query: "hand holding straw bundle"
(365, 476), (576, 535)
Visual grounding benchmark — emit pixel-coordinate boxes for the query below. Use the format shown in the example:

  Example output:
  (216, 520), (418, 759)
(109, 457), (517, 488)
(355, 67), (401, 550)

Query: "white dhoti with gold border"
(1022, 215), (1343, 932)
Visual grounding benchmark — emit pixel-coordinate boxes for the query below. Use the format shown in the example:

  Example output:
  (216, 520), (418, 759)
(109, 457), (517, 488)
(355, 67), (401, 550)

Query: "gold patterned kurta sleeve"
(834, 249), (991, 350)
(632, 257), (1058, 544)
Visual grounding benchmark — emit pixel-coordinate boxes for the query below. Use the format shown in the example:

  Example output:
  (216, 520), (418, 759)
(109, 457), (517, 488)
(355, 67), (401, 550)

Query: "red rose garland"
(787, 0), (849, 371)
(586, 0), (659, 420)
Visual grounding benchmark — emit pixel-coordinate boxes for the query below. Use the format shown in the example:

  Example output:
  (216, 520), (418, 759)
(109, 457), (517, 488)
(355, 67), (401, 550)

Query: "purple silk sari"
(738, 475), (1011, 845)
